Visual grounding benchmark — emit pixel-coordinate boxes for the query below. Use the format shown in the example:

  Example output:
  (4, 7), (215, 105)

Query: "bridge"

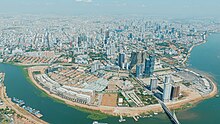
(159, 101), (180, 124)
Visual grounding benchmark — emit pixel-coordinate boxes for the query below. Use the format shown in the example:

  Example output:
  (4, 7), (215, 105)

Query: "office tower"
(105, 30), (110, 39)
(45, 31), (50, 50)
(163, 76), (172, 102)
(171, 85), (180, 100)
(150, 78), (158, 91)
(128, 33), (133, 39)
(130, 51), (143, 69)
(91, 61), (100, 73)
(171, 28), (175, 34)
(144, 58), (151, 76)
(144, 55), (155, 77)
(136, 52), (142, 64)
(118, 53), (125, 69)
(136, 64), (143, 78)
(141, 51), (148, 63)
(130, 51), (138, 69)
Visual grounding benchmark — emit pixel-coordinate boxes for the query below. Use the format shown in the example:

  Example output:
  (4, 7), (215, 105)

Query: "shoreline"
(26, 66), (218, 117)
(0, 73), (47, 124)
(182, 40), (207, 66)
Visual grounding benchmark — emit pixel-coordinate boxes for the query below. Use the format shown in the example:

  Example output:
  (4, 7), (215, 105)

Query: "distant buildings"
(163, 75), (172, 102)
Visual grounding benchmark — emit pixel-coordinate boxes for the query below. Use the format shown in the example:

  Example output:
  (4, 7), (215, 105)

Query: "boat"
(92, 121), (108, 124)
(119, 115), (126, 122)
(154, 112), (158, 115)
(216, 94), (219, 98)
(12, 97), (43, 118)
(12, 97), (25, 106)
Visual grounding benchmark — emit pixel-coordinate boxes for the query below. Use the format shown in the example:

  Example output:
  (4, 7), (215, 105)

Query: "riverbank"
(27, 66), (218, 118)
(182, 40), (207, 66)
(0, 73), (47, 124)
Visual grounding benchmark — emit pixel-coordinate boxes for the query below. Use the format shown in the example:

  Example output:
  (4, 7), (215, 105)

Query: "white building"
(163, 75), (172, 102)
(150, 77), (158, 91)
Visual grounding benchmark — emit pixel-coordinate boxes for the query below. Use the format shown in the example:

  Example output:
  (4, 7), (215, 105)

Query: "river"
(0, 33), (219, 124)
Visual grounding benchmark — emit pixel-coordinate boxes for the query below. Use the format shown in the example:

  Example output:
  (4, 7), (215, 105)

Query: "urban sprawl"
(0, 15), (219, 119)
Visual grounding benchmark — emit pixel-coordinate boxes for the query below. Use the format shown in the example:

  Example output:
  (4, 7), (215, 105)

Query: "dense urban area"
(0, 15), (220, 123)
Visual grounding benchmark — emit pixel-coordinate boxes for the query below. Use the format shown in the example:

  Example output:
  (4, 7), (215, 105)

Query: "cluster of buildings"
(34, 65), (114, 105)
(148, 75), (180, 102)
(35, 73), (94, 105)
(0, 15), (217, 107)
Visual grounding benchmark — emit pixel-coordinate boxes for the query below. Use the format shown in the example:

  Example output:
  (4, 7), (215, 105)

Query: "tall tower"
(163, 75), (172, 102)
(130, 51), (137, 69)
(144, 54), (155, 77)
(150, 77), (158, 91)
(118, 53), (125, 69)
(136, 64), (143, 78)
(171, 85), (180, 100)
(144, 58), (151, 76)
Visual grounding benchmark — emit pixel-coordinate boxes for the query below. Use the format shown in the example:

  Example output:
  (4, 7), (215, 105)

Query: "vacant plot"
(101, 94), (118, 107)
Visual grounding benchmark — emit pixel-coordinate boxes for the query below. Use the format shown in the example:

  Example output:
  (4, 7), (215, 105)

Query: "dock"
(132, 116), (138, 122)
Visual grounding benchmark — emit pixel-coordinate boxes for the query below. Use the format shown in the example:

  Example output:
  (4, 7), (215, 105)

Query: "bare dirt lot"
(101, 94), (118, 107)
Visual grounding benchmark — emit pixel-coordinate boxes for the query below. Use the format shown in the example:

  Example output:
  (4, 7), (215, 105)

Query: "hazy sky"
(0, 0), (220, 17)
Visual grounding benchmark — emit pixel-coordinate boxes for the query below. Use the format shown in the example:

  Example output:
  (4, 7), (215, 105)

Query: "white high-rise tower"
(163, 75), (172, 102)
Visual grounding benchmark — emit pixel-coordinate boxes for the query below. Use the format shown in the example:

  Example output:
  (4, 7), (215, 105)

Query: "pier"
(159, 101), (180, 124)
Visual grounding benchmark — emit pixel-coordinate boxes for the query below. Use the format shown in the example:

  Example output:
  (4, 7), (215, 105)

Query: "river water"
(0, 33), (219, 124)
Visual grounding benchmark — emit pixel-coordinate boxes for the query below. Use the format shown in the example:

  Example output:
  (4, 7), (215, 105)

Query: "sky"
(0, 0), (220, 18)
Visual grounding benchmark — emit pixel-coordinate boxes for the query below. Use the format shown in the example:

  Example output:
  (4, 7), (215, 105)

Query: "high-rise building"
(118, 53), (125, 69)
(163, 76), (172, 102)
(130, 51), (138, 69)
(150, 78), (158, 91)
(136, 64), (143, 78)
(105, 30), (110, 39)
(141, 51), (148, 63)
(91, 61), (100, 73)
(144, 55), (155, 77)
(130, 51), (147, 69)
(171, 85), (180, 100)
(144, 58), (151, 76)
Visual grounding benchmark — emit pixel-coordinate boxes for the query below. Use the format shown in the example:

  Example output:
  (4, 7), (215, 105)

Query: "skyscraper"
(130, 51), (147, 69)
(150, 77), (158, 91)
(144, 58), (151, 76)
(144, 54), (155, 77)
(163, 75), (172, 102)
(130, 51), (138, 69)
(118, 53), (125, 69)
(171, 85), (180, 100)
(136, 64), (143, 78)
(91, 60), (100, 73)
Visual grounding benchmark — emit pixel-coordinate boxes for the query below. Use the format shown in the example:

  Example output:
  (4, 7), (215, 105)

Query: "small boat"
(154, 112), (158, 115)
(216, 95), (219, 98)
(12, 97), (25, 106)
(119, 115), (126, 122)
(92, 121), (108, 124)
